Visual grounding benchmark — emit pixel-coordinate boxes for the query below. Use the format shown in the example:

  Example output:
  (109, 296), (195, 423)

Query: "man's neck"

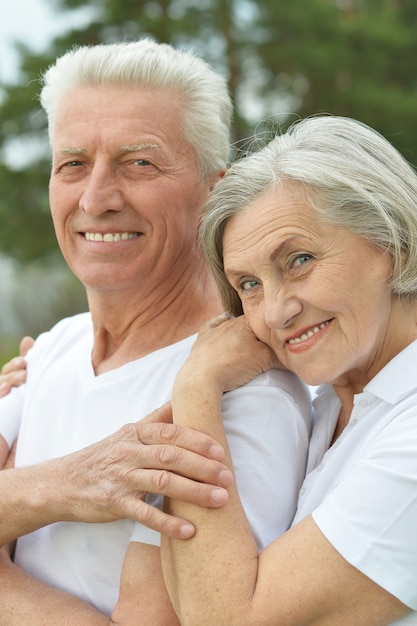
(88, 274), (223, 375)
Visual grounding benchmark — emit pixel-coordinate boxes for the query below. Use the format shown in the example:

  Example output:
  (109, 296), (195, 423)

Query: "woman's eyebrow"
(270, 235), (313, 262)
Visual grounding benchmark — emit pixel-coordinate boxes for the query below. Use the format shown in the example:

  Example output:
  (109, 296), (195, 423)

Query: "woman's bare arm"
(162, 316), (409, 626)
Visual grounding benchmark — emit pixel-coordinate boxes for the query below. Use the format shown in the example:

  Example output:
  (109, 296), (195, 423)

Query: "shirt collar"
(311, 339), (417, 407)
(364, 338), (417, 405)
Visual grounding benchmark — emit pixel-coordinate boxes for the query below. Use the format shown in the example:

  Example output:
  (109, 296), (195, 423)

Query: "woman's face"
(223, 185), (412, 391)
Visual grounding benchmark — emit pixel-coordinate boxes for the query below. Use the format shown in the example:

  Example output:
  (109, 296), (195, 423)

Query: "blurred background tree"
(0, 0), (416, 359)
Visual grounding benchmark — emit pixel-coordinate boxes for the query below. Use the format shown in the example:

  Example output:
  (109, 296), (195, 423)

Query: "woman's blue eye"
(240, 279), (258, 291)
(292, 253), (312, 267)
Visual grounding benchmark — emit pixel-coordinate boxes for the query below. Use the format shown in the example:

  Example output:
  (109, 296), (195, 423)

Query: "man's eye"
(240, 278), (258, 291)
(135, 159), (151, 166)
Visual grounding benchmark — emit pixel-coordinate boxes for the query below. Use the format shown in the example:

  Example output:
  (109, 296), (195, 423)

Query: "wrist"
(172, 376), (223, 428)
(22, 463), (66, 523)
(175, 363), (225, 397)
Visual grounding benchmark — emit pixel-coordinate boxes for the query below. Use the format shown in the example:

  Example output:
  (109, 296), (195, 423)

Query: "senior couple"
(0, 39), (416, 625)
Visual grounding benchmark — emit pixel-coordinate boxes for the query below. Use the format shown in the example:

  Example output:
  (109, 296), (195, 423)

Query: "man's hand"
(0, 337), (34, 398)
(55, 414), (232, 536)
(0, 407), (232, 544)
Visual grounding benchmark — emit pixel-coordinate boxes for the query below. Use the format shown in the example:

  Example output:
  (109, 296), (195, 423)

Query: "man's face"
(49, 85), (214, 297)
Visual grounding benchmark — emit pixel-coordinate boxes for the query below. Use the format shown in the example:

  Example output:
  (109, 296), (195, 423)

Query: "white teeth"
(288, 322), (329, 344)
(84, 232), (137, 242)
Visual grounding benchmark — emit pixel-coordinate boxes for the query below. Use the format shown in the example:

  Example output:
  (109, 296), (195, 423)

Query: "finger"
(207, 311), (234, 328)
(1, 356), (27, 376)
(127, 499), (197, 539)
(0, 369), (27, 386)
(136, 466), (231, 506)
(19, 336), (34, 357)
(0, 383), (12, 399)
(0, 370), (27, 397)
(253, 339), (285, 370)
(136, 422), (226, 462)
(133, 438), (233, 491)
(140, 403), (173, 426)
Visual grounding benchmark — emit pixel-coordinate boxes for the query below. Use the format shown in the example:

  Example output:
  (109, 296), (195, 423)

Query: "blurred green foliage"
(1, 0), (416, 262)
(0, 0), (416, 360)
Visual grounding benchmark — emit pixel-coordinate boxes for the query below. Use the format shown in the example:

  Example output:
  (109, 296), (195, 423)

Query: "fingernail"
(211, 488), (229, 505)
(219, 469), (233, 487)
(179, 524), (195, 539)
(210, 444), (225, 460)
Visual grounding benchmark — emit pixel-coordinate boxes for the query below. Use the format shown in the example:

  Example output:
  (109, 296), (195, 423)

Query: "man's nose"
(79, 165), (125, 216)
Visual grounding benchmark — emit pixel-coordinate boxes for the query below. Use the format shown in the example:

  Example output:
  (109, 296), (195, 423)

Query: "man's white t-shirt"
(0, 313), (312, 615)
(293, 339), (417, 624)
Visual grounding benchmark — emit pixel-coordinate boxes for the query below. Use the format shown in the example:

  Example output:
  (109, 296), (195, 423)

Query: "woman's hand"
(0, 337), (34, 398)
(178, 313), (282, 394)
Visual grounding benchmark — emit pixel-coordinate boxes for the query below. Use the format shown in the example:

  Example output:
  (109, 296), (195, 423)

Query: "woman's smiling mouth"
(287, 321), (331, 345)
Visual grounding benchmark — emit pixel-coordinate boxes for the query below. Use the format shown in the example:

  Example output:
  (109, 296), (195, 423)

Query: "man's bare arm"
(0, 414), (231, 545)
(0, 550), (109, 626)
(0, 541), (178, 626)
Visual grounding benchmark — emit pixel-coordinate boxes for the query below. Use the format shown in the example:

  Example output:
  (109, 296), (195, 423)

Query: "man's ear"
(209, 169), (227, 191)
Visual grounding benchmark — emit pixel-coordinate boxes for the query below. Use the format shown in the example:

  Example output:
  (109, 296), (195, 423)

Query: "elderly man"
(0, 40), (311, 624)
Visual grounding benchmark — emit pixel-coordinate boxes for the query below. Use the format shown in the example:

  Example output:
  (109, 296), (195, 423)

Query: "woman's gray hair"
(201, 115), (417, 314)
(40, 39), (232, 180)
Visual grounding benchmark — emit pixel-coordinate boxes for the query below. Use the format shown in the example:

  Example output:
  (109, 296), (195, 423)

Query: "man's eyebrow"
(57, 147), (88, 156)
(119, 143), (160, 153)
(56, 144), (160, 156)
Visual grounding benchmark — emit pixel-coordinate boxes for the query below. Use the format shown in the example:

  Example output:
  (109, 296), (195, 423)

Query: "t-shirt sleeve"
(221, 369), (311, 549)
(130, 514), (162, 546)
(0, 385), (26, 448)
(0, 334), (54, 450)
(130, 369), (312, 550)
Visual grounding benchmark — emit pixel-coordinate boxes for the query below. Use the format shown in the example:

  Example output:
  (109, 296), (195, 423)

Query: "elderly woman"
(162, 116), (417, 625)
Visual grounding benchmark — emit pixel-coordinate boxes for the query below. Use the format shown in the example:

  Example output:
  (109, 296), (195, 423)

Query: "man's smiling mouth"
(83, 232), (139, 242)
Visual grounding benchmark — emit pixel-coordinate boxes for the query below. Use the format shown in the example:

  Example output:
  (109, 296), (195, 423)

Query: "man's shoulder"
(39, 312), (91, 339)
(28, 312), (92, 363)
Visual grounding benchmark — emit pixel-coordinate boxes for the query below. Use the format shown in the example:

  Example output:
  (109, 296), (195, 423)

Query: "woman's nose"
(264, 284), (303, 329)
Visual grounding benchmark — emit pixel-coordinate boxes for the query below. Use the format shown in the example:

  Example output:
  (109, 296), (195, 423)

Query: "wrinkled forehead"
(222, 185), (306, 244)
(52, 84), (189, 156)
(52, 83), (185, 141)
(222, 185), (324, 270)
